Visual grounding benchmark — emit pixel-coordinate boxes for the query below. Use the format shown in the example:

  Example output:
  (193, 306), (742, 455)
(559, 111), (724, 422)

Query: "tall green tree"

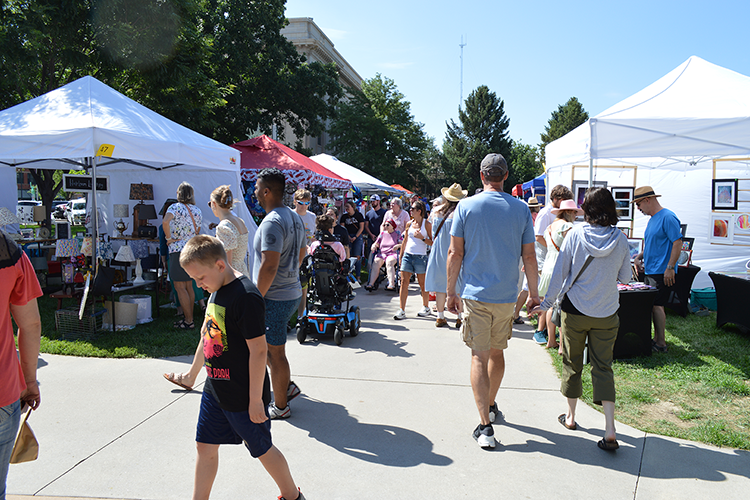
(442, 86), (511, 194)
(0, 0), (343, 144)
(1, 0), (344, 210)
(506, 141), (544, 192)
(328, 74), (432, 190)
(538, 96), (589, 163)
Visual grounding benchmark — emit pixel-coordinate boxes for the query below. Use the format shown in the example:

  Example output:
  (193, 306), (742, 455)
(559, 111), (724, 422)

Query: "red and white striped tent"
(233, 135), (352, 190)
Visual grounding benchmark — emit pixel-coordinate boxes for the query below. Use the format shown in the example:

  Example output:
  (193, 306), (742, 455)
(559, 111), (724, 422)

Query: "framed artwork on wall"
(681, 237), (695, 251)
(611, 187), (635, 220)
(735, 213), (750, 234)
(712, 179), (738, 210)
(626, 238), (643, 262)
(709, 213), (734, 244)
(572, 180), (608, 208)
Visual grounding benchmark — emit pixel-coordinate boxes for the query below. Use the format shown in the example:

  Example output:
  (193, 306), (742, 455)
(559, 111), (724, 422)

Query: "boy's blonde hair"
(294, 188), (312, 202)
(180, 235), (227, 268)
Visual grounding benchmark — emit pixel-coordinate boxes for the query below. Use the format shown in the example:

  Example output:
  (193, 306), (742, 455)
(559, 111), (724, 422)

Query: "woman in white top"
(394, 200), (433, 320)
(210, 185), (249, 277)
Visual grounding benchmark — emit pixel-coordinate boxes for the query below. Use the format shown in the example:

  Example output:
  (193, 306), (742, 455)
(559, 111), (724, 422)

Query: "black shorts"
(644, 274), (674, 307)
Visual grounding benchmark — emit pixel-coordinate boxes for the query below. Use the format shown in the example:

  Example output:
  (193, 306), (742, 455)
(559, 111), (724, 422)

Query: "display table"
(708, 272), (750, 333)
(665, 264), (701, 317)
(614, 287), (659, 359)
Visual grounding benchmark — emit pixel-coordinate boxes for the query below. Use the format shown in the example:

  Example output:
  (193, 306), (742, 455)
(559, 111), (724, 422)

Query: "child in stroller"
(364, 219), (402, 292)
(298, 215), (360, 345)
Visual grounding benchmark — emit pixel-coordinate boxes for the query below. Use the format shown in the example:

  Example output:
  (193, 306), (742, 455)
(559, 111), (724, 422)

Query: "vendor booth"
(546, 56), (750, 288)
(522, 173), (546, 205)
(310, 153), (403, 195)
(0, 75), (256, 268)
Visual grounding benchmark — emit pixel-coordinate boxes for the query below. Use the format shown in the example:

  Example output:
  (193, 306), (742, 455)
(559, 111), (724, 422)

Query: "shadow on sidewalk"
(285, 395), (452, 467)
(501, 420), (750, 481)
(290, 328), (415, 358)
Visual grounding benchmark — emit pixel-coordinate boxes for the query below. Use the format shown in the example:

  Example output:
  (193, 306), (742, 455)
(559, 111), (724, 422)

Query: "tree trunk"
(28, 169), (63, 227)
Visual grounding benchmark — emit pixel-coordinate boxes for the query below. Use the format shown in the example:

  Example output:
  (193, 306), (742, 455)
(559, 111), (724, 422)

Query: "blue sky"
(285, 0), (750, 153)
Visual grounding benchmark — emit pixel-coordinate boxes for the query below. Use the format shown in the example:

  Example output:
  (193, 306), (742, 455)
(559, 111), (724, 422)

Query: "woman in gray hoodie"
(535, 187), (631, 451)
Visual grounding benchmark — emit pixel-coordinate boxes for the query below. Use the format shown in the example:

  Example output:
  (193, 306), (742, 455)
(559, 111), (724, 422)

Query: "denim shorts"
(401, 253), (427, 275)
(265, 297), (300, 346)
(196, 391), (272, 458)
(1, 400), (21, 498)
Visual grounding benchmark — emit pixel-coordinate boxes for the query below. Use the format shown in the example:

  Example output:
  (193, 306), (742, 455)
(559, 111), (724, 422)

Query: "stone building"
(280, 17), (363, 154)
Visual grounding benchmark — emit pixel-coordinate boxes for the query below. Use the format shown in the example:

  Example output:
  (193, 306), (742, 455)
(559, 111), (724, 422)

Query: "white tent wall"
(546, 157), (750, 289)
(0, 168), (20, 233)
(93, 166), (257, 271)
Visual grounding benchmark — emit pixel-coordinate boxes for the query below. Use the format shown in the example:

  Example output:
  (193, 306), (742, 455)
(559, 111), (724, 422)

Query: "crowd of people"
(2, 155), (685, 498)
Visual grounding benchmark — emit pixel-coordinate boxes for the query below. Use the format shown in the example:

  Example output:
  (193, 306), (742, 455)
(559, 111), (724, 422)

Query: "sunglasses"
(297, 201), (310, 205)
(411, 206), (420, 210)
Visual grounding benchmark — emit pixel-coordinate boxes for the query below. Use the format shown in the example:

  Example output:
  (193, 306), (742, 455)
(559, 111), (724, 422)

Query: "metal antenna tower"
(459, 35), (467, 109)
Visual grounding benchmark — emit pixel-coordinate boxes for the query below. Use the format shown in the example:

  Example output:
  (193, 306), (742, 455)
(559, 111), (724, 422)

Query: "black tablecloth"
(709, 272), (750, 333)
(614, 288), (658, 359)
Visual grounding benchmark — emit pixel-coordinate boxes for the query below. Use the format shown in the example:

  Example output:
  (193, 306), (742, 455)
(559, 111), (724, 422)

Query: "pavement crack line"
(34, 383), (205, 496)
(294, 373), (560, 392)
(633, 431), (649, 499)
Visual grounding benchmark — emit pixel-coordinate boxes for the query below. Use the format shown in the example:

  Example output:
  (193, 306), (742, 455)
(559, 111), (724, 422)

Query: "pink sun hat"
(551, 199), (584, 215)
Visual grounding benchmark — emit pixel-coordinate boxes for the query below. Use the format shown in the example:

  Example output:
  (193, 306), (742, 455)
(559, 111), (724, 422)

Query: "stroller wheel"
(334, 325), (344, 346)
(296, 322), (307, 344)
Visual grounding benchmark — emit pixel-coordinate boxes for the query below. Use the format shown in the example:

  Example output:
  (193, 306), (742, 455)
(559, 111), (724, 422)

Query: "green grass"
(547, 311), (750, 449)
(34, 291), (200, 358)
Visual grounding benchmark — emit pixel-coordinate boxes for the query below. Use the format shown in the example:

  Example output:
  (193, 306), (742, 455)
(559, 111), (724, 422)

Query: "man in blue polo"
(633, 186), (682, 353)
(447, 153), (539, 449)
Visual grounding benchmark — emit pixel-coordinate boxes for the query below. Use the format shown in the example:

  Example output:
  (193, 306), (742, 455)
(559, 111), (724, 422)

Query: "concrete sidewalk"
(7, 284), (750, 499)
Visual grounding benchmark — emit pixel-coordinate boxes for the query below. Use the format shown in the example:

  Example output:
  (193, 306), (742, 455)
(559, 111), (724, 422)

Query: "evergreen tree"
(538, 97), (589, 163)
(442, 86), (511, 193)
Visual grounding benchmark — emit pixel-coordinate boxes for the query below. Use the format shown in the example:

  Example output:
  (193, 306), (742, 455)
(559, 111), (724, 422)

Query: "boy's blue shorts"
(196, 391), (272, 458)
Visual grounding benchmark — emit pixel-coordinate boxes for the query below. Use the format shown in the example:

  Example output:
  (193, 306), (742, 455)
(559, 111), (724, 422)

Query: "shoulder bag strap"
(554, 255), (594, 304)
(547, 225), (560, 252)
(184, 204), (199, 235)
(433, 217), (448, 240)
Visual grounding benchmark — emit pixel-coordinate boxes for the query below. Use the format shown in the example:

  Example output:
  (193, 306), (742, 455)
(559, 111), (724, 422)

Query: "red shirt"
(1, 251), (43, 407)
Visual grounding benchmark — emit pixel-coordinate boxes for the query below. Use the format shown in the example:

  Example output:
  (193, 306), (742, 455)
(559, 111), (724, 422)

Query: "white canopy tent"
(0, 76), (256, 267)
(309, 154), (404, 195)
(546, 56), (750, 287)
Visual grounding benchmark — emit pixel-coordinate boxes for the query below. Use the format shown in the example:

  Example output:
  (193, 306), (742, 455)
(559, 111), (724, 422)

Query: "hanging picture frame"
(709, 213), (734, 244)
(572, 180), (608, 208)
(711, 179), (738, 210)
(626, 238), (643, 262)
(735, 213), (750, 234)
(681, 237), (695, 251)
(611, 187), (635, 220)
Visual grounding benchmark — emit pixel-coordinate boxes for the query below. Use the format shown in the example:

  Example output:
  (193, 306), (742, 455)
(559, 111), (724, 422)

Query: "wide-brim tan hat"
(551, 199), (584, 215)
(441, 183), (468, 202)
(527, 196), (540, 208)
(632, 185), (661, 204)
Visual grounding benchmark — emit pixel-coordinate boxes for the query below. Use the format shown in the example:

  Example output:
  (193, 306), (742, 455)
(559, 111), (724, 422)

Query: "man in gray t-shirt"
(253, 168), (307, 420)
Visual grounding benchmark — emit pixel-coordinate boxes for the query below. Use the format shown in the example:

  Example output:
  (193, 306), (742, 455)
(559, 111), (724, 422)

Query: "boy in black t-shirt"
(180, 235), (304, 500)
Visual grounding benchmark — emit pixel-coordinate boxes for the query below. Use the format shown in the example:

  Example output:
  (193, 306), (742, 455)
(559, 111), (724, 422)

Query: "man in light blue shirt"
(447, 153), (540, 448)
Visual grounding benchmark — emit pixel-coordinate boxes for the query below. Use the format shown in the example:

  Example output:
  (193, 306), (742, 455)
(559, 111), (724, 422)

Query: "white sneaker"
(417, 306), (431, 317)
(268, 403), (291, 419)
(393, 310), (406, 320)
(473, 424), (496, 448)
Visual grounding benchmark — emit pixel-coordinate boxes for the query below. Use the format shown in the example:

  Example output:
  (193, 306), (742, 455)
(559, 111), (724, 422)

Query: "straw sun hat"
(526, 196), (541, 208)
(441, 183), (468, 202)
(632, 185), (661, 204)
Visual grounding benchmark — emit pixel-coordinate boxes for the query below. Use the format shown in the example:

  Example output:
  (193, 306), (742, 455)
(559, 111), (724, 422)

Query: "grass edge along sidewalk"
(545, 311), (750, 450)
